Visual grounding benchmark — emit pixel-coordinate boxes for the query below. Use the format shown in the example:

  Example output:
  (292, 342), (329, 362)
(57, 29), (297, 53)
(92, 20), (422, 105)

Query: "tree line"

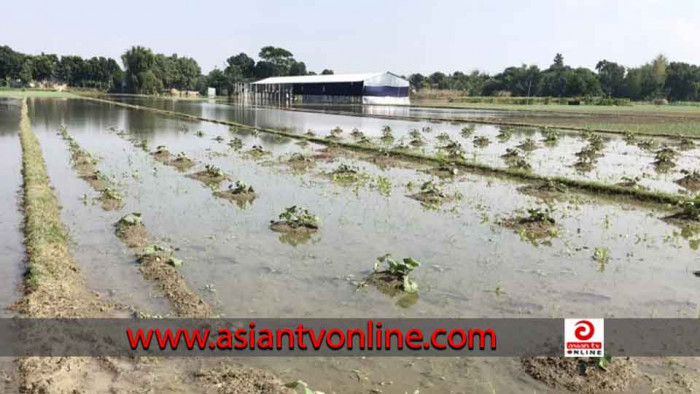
(2, 44), (700, 101)
(409, 53), (700, 102)
(0, 44), (334, 95)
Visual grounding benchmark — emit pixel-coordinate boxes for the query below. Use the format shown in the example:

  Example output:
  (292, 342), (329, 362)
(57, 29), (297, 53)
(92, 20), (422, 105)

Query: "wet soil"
(675, 173), (700, 191)
(213, 190), (257, 202)
(193, 364), (286, 394)
(138, 251), (213, 318)
(517, 181), (568, 200)
(115, 222), (149, 249)
(366, 271), (407, 297)
(187, 170), (230, 187)
(522, 357), (636, 393)
(269, 221), (318, 234)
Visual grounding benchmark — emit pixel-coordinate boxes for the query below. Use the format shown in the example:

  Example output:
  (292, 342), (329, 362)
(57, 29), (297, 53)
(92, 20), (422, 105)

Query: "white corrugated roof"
(252, 72), (384, 85)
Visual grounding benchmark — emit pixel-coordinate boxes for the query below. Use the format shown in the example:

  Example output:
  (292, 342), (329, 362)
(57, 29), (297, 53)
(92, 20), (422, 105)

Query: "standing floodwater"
(0, 98), (24, 316)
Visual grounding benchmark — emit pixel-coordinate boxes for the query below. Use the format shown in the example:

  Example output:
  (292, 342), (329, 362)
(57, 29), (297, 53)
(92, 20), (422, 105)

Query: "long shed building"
(251, 72), (410, 105)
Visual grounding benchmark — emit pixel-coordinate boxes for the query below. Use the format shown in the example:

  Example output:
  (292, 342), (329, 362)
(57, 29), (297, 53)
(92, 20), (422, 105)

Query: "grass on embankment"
(0, 89), (79, 99)
(86, 96), (691, 207)
(15, 98), (111, 318)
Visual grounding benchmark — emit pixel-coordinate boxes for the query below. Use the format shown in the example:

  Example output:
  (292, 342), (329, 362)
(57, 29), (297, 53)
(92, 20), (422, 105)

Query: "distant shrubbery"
(445, 96), (631, 106)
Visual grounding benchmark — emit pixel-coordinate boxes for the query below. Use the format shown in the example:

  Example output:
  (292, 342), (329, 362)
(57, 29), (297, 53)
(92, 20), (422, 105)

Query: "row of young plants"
(59, 126), (213, 318)
(91, 97), (698, 207)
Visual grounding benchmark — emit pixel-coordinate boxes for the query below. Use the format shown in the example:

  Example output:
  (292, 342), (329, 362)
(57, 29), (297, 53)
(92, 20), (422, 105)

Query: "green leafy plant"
(517, 138), (538, 151)
(101, 188), (122, 201)
(330, 126), (343, 136)
(278, 205), (319, 229)
(373, 254), (421, 293)
(460, 125), (475, 138)
(228, 138), (243, 149)
(473, 136), (490, 147)
(380, 127), (394, 143)
(678, 138), (696, 151)
(593, 247), (610, 270)
(436, 132), (451, 143)
(204, 164), (225, 177)
(195, 130), (205, 137)
(497, 127), (513, 142)
(229, 180), (254, 194)
(374, 176), (392, 196)
(212, 135), (224, 142)
(350, 128), (364, 139)
(637, 138), (657, 151)
(247, 145), (268, 156)
(521, 208), (556, 224)
(542, 129), (560, 144)
(422, 126), (433, 133)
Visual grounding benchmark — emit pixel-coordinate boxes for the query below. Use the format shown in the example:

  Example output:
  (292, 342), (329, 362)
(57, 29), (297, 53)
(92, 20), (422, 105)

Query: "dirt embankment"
(57, 127), (123, 210)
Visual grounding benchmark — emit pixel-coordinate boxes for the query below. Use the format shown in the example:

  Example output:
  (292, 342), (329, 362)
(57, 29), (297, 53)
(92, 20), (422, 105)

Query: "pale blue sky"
(3, 0), (699, 75)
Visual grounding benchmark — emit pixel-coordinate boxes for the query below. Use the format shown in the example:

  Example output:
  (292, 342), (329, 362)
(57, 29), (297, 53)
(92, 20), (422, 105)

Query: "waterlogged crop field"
(2, 96), (700, 393)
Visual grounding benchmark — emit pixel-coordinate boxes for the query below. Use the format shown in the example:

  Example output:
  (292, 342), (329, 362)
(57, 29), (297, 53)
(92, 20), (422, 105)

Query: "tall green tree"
(595, 60), (626, 97)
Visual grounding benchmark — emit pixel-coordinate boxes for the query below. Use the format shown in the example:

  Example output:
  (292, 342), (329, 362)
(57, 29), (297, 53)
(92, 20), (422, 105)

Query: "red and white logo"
(564, 319), (604, 357)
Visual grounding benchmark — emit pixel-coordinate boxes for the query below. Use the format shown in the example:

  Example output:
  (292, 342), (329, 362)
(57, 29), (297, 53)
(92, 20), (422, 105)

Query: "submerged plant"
(229, 180), (254, 194)
(678, 138), (696, 151)
(637, 138), (658, 151)
(408, 129), (422, 140)
(517, 138), (538, 152)
(101, 188), (122, 201)
(204, 164), (225, 177)
(373, 176), (392, 196)
(350, 128), (364, 139)
(247, 145), (268, 156)
(460, 125), (475, 138)
(330, 163), (367, 184)
(195, 130), (205, 137)
(304, 129), (316, 137)
(373, 254), (421, 293)
(542, 129), (560, 144)
(212, 136), (224, 142)
(593, 247), (610, 271)
(653, 147), (678, 172)
(473, 136), (490, 148)
(380, 127), (394, 143)
(330, 126), (343, 136)
(277, 206), (319, 229)
(116, 212), (142, 230)
(154, 145), (168, 154)
(587, 134), (606, 151)
(436, 132), (451, 143)
(421, 126), (433, 133)
(521, 208), (556, 225)
(509, 158), (532, 171)
(227, 138), (243, 149)
(497, 127), (513, 142)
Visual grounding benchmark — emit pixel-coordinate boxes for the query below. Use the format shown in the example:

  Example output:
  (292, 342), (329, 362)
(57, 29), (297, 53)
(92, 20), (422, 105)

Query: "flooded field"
(109, 96), (700, 196)
(4, 96), (700, 392)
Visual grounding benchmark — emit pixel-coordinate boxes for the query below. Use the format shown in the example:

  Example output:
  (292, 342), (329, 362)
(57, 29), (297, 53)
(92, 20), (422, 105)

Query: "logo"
(564, 319), (603, 357)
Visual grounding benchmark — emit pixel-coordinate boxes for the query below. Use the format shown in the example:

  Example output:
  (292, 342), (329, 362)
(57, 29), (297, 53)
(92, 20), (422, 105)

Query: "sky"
(2, 0), (700, 76)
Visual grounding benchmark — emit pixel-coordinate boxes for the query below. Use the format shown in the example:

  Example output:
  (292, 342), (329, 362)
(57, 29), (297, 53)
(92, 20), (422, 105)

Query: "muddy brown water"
(4, 97), (700, 392)
(109, 97), (700, 196)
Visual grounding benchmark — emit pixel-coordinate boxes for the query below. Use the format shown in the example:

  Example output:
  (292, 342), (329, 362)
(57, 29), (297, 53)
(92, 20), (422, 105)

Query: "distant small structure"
(169, 88), (201, 97)
(207, 87), (216, 98)
(249, 72), (409, 105)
